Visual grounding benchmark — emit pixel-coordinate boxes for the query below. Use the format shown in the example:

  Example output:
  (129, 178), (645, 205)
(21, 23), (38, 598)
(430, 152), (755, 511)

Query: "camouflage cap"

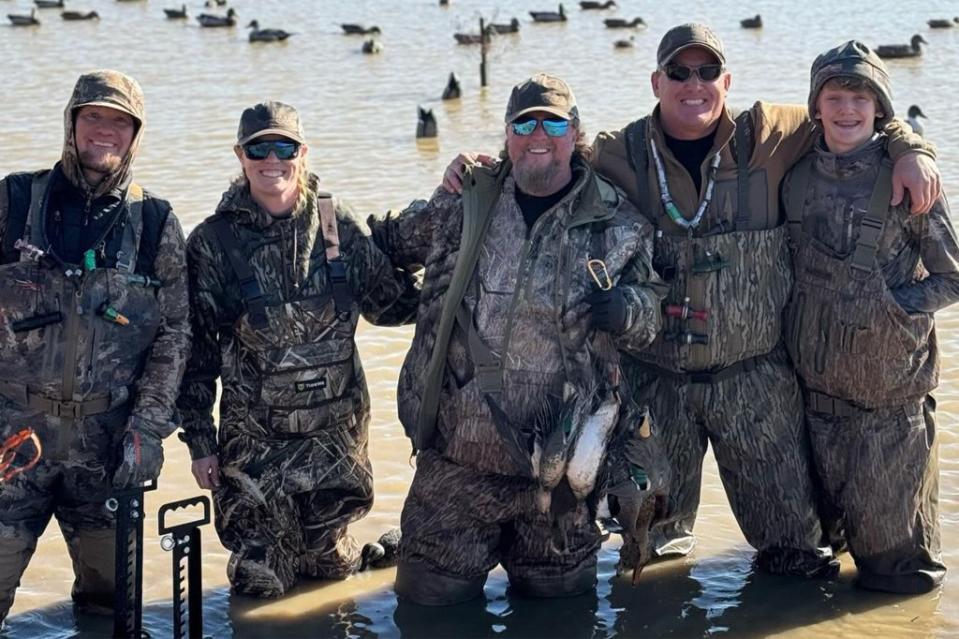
(656, 23), (726, 67)
(504, 73), (579, 123)
(70, 69), (145, 124)
(808, 40), (894, 126)
(237, 100), (305, 145)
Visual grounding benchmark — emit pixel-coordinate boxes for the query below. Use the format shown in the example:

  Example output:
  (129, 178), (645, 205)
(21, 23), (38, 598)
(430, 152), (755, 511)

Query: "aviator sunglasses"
(662, 63), (724, 83)
(242, 139), (301, 161)
(510, 117), (570, 137)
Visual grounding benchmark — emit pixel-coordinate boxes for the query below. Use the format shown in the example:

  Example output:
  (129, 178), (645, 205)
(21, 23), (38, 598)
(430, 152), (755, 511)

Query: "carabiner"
(587, 259), (612, 291)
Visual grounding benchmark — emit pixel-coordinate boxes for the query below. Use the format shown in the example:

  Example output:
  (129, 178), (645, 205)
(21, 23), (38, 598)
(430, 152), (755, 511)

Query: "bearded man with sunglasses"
(368, 74), (666, 606)
(177, 101), (419, 597)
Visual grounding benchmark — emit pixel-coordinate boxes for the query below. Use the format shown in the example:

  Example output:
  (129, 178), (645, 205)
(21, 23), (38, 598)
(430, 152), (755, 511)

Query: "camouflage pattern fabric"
(177, 175), (417, 597)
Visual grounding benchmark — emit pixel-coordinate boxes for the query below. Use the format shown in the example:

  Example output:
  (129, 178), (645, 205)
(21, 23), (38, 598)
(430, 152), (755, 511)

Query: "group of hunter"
(0, 20), (953, 623)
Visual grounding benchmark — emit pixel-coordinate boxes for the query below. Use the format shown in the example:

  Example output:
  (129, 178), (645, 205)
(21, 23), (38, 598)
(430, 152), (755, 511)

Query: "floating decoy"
(489, 17), (520, 34)
(34, 0), (63, 8)
(163, 4), (187, 19)
(604, 17), (644, 28)
(442, 72), (461, 100)
(454, 32), (486, 45)
(580, 0), (616, 9)
(8, 9), (40, 25)
(614, 36), (634, 49)
(927, 17), (959, 28)
(361, 38), (383, 54)
(247, 19), (293, 42)
(197, 7), (236, 27)
(530, 4), (566, 22)
(341, 23), (380, 35)
(439, 0), (449, 5)
(907, 105), (927, 136)
(204, 0), (226, 7)
(740, 14), (762, 28)
(875, 34), (927, 59)
(62, 10), (99, 20)
(416, 106), (437, 139)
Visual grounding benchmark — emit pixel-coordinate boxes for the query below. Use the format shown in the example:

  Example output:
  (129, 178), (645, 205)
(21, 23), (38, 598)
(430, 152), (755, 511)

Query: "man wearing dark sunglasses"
(368, 74), (666, 606)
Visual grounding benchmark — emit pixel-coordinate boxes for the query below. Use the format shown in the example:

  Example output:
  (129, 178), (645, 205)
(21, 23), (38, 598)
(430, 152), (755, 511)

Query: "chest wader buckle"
(327, 258), (352, 321)
(691, 250), (728, 274)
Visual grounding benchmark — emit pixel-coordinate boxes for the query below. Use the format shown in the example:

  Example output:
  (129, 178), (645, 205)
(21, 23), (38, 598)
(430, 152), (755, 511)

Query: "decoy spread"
(604, 17), (644, 28)
(489, 17), (520, 34)
(361, 38), (383, 54)
(247, 20), (293, 42)
(34, 0), (64, 9)
(580, 1), (616, 9)
(740, 14), (762, 28)
(907, 105), (927, 136)
(927, 17), (959, 28)
(8, 9), (40, 25)
(530, 4), (566, 22)
(197, 7), (236, 27)
(875, 34), (927, 59)
(61, 10), (100, 20)
(163, 4), (188, 19)
(341, 23), (380, 35)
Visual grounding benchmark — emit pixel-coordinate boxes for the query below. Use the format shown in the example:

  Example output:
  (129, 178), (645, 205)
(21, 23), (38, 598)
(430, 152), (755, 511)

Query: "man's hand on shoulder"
(442, 153), (497, 194)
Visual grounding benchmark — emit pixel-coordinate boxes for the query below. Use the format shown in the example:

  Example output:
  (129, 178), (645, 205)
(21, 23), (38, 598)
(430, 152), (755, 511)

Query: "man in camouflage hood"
(782, 40), (958, 593)
(0, 70), (190, 621)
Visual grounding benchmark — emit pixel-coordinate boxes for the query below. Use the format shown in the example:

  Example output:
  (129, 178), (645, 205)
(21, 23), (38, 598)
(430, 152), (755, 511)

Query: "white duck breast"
(565, 396), (620, 500)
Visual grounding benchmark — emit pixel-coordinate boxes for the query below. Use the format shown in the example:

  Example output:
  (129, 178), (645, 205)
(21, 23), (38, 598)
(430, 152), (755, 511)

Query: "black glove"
(585, 288), (628, 334)
(112, 425), (164, 489)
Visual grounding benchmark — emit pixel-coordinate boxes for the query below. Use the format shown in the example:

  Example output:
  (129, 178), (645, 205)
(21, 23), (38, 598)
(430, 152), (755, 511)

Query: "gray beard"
(512, 158), (561, 195)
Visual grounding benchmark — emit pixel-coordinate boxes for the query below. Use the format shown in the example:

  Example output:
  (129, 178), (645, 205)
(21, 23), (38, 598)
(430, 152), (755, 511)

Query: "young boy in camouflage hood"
(782, 40), (959, 594)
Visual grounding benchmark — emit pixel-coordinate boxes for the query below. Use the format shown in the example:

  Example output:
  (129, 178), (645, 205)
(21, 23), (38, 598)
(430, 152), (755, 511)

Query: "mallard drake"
(247, 20), (293, 42)
(876, 34), (927, 59)
(8, 9), (40, 25)
(61, 10), (99, 20)
(489, 17), (519, 34)
(361, 38), (383, 54)
(604, 17), (644, 28)
(197, 7), (236, 27)
(341, 23), (380, 35)
(580, 0), (616, 9)
(530, 4), (566, 22)
(927, 17), (959, 28)
(614, 36), (634, 49)
(34, 0), (63, 8)
(740, 14), (762, 28)
(442, 72), (461, 100)
(907, 105), (927, 136)
(416, 106), (437, 138)
(163, 4), (187, 19)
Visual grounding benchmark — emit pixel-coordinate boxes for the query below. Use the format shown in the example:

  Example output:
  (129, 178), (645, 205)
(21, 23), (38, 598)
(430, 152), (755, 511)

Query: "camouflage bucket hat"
(657, 23), (726, 67)
(237, 100), (305, 145)
(808, 40), (894, 127)
(70, 69), (145, 125)
(504, 73), (579, 123)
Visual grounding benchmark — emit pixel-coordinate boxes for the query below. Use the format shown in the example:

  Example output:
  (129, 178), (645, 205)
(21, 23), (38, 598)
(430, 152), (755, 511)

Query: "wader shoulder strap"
(850, 158), (893, 273)
(786, 155), (815, 246)
(26, 172), (53, 251)
(209, 216), (268, 328)
(413, 164), (508, 450)
(732, 110), (753, 229)
(624, 116), (652, 214)
(115, 183), (144, 273)
(317, 193), (351, 317)
(454, 303), (502, 393)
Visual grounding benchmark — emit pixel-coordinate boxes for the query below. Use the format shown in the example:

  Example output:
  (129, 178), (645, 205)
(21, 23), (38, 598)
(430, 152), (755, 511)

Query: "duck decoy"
(740, 14), (762, 28)
(604, 17), (644, 28)
(439, 0), (449, 5)
(197, 7), (236, 27)
(163, 4), (187, 19)
(614, 36), (634, 49)
(204, 0), (226, 7)
(62, 10), (99, 20)
(489, 17), (520, 34)
(927, 17), (959, 28)
(580, 0), (616, 9)
(247, 19), (293, 42)
(875, 34), (927, 59)
(530, 4), (566, 22)
(454, 32), (486, 45)
(8, 9), (40, 25)
(907, 105), (927, 136)
(416, 106), (437, 139)
(341, 23), (380, 35)
(442, 72), (461, 100)
(34, 0), (63, 8)
(361, 38), (383, 54)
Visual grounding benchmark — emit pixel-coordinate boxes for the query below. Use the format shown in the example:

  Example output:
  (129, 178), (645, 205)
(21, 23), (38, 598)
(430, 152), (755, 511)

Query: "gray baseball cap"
(236, 100), (305, 145)
(657, 23), (726, 67)
(504, 73), (579, 123)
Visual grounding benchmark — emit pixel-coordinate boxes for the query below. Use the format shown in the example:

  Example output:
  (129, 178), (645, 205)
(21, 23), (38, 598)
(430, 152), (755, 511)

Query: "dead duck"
(197, 7), (236, 27)
(927, 17), (959, 28)
(61, 10), (99, 20)
(580, 0), (616, 8)
(614, 36), (634, 49)
(740, 14), (762, 28)
(358, 528), (401, 571)
(361, 38), (383, 54)
(416, 106), (437, 138)
(8, 9), (40, 25)
(530, 4), (566, 22)
(442, 72), (461, 100)
(341, 23), (380, 35)
(489, 17), (520, 34)
(907, 105), (927, 136)
(163, 4), (187, 19)
(247, 20), (293, 42)
(34, 0), (63, 8)
(604, 17), (644, 28)
(876, 34), (927, 59)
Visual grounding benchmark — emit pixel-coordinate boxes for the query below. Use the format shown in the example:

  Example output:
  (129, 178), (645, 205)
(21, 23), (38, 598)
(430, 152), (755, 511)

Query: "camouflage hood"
(808, 40), (893, 128)
(61, 69), (145, 198)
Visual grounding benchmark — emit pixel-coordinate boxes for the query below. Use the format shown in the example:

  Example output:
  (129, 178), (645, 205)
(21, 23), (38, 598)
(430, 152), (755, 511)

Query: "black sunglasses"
(662, 63), (724, 83)
(242, 140), (301, 161)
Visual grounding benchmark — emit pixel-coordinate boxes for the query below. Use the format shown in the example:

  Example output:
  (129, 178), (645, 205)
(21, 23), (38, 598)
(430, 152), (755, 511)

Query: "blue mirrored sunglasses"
(510, 117), (570, 137)
(242, 140), (301, 161)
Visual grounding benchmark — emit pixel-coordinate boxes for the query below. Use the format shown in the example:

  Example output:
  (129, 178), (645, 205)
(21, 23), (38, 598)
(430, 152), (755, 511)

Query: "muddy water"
(2, 0), (959, 636)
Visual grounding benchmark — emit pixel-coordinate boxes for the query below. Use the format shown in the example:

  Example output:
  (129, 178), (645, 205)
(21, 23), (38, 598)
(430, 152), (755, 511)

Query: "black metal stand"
(158, 496), (211, 639)
(106, 480), (157, 638)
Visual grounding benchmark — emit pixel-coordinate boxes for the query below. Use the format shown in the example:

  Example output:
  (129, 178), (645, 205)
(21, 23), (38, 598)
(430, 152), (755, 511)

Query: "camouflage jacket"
(177, 175), (419, 460)
(369, 157), (665, 476)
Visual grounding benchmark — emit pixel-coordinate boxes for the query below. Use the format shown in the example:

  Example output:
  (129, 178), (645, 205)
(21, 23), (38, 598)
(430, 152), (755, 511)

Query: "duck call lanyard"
(649, 138), (721, 230)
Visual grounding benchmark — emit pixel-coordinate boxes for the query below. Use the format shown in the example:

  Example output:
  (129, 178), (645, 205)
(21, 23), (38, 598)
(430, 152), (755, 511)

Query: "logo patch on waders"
(295, 378), (327, 393)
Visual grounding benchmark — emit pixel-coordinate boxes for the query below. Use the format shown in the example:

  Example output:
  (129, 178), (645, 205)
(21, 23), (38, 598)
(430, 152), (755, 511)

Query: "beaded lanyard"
(649, 138), (721, 230)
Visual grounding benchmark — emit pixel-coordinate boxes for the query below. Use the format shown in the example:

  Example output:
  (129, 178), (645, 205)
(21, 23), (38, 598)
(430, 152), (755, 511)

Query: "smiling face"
(815, 80), (881, 155)
(234, 134), (308, 215)
(73, 105), (135, 185)
(651, 47), (731, 140)
(505, 109), (576, 196)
